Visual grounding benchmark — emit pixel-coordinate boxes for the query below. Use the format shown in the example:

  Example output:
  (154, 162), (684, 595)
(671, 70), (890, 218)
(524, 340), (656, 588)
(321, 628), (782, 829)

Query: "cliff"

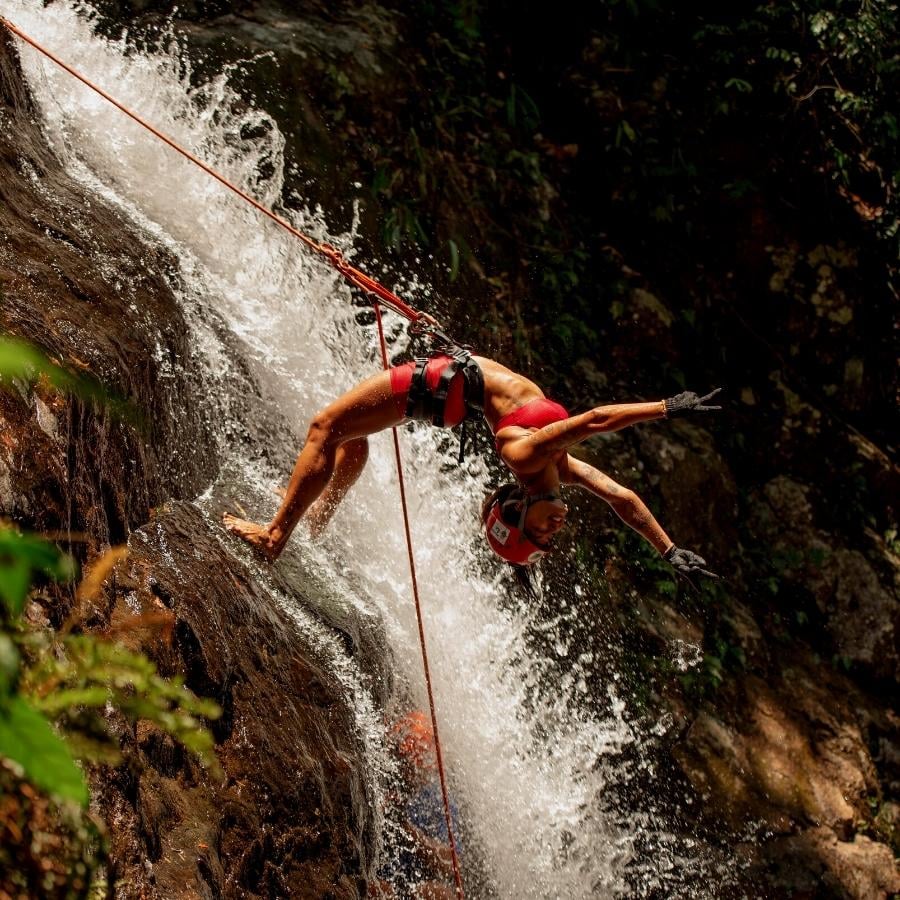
(0, 29), (380, 897)
(1, 1), (898, 897)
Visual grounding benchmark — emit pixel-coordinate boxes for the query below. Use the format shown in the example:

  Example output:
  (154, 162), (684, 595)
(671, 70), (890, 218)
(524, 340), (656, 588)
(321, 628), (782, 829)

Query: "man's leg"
(224, 369), (400, 559)
(306, 437), (369, 537)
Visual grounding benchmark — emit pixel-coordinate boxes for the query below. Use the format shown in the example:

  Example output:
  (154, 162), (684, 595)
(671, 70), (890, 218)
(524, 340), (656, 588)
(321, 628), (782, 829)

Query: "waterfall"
(3, 2), (735, 894)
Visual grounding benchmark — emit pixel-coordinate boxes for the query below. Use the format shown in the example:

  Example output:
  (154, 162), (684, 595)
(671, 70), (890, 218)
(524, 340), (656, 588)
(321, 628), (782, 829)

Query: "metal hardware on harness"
(403, 347), (485, 462)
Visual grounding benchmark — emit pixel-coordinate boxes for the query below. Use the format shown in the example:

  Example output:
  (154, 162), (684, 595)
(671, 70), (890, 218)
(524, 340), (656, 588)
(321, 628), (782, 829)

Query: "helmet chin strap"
(516, 490), (562, 532)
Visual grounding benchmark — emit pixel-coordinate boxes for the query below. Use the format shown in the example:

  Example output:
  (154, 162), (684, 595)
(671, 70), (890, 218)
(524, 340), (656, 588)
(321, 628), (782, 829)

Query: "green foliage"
(0, 526), (222, 807)
(0, 520), (87, 809)
(20, 630), (221, 773)
(0, 335), (137, 424)
(0, 695), (88, 806)
(0, 338), (220, 817)
(694, 1), (900, 248)
(0, 529), (76, 617)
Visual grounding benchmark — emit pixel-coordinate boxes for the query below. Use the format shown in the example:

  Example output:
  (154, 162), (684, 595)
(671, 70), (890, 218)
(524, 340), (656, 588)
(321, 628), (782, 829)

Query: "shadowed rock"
(96, 501), (379, 898)
(0, 30), (378, 897)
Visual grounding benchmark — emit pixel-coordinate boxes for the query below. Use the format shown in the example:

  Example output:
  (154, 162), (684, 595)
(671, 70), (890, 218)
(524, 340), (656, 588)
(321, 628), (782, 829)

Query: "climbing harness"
(405, 345), (485, 463)
(0, 18), (465, 897)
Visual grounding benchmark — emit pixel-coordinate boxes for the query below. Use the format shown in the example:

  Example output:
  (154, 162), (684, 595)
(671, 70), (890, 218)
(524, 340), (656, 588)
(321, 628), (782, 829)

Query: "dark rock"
(673, 658), (900, 894)
(637, 419), (740, 564)
(0, 30), (217, 547)
(94, 501), (376, 898)
(763, 827), (900, 900)
(0, 30), (376, 898)
(753, 476), (899, 681)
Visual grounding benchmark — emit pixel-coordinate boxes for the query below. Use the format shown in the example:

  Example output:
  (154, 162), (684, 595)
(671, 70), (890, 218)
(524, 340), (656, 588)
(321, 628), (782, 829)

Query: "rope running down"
(0, 16), (437, 328)
(374, 304), (465, 899)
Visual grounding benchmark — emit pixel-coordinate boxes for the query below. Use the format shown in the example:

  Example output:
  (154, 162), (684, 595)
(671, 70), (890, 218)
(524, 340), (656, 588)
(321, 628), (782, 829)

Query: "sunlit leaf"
(0, 695), (88, 806)
(62, 546), (128, 634)
(33, 686), (111, 714)
(0, 335), (138, 426)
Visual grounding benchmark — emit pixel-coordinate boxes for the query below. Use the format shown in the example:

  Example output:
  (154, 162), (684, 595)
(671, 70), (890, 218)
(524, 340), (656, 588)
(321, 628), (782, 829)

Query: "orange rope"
(374, 304), (465, 898)
(0, 16), (434, 327)
(1, 16), (464, 894)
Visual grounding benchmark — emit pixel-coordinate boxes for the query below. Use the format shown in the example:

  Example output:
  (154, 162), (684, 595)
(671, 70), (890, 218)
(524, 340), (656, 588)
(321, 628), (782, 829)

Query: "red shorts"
(390, 354), (467, 428)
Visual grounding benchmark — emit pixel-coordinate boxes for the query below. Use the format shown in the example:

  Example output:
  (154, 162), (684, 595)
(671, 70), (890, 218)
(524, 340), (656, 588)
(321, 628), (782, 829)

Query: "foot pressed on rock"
(222, 513), (283, 561)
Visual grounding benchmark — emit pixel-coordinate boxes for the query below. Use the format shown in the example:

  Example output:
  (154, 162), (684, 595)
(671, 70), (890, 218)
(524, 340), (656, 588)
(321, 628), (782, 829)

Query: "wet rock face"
(636, 420), (739, 563)
(97, 502), (373, 899)
(755, 475), (899, 682)
(674, 663), (900, 897)
(0, 32), (217, 547)
(766, 828), (900, 900)
(1, 32), (375, 898)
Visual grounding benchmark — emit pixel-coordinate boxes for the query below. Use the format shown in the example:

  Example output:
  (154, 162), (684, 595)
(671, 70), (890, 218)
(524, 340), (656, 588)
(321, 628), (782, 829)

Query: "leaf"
(0, 529), (75, 616)
(33, 686), (111, 714)
(0, 558), (31, 617)
(62, 546), (128, 634)
(724, 77), (753, 93)
(0, 695), (88, 805)
(0, 336), (138, 426)
(655, 578), (677, 597)
(0, 529), (64, 571)
(448, 239), (460, 282)
(0, 635), (19, 695)
(61, 729), (122, 767)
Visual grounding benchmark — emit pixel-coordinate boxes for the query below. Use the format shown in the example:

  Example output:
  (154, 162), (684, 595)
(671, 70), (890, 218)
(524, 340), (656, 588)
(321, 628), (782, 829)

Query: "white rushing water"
(4, 2), (725, 895)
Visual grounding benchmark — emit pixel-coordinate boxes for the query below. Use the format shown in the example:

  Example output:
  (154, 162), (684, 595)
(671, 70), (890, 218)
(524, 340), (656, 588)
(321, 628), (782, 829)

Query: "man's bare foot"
(222, 513), (283, 561)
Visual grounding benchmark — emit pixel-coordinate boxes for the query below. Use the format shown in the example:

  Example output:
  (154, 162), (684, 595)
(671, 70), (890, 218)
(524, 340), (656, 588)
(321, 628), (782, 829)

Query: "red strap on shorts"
(389, 355), (467, 427)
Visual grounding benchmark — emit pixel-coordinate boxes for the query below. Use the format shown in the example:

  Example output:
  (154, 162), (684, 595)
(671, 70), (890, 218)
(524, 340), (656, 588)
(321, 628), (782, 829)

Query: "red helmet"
(484, 487), (560, 566)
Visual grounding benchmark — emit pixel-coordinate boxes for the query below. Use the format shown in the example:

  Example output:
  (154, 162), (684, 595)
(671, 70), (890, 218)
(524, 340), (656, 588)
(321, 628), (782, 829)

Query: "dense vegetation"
(0, 338), (220, 897)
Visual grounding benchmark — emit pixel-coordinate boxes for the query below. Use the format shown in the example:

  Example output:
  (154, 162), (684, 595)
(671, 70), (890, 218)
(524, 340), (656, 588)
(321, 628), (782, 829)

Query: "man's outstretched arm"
(562, 456), (719, 586)
(504, 388), (723, 470)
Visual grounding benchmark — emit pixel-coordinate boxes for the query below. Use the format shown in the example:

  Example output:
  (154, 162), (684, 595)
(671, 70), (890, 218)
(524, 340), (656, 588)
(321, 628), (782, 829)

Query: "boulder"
(92, 501), (378, 898)
(764, 827), (900, 899)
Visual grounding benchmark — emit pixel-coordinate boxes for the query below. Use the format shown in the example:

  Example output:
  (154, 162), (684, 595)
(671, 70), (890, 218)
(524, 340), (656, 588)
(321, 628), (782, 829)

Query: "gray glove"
(665, 388), (722, 418)
(664, 545), (720, 591)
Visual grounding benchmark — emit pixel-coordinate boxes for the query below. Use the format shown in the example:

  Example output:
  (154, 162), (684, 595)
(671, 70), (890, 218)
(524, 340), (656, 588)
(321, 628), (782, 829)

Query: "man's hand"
(664, 545), (720, 591)
(664, 388), (722, 418)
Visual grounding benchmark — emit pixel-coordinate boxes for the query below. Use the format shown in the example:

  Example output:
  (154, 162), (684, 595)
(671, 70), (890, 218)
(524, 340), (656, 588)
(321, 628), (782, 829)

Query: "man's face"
(524, 498), (568, 546)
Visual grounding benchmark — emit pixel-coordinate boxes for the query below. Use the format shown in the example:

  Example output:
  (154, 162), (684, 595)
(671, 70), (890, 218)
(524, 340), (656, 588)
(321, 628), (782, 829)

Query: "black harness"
(404, 345), (485, 462)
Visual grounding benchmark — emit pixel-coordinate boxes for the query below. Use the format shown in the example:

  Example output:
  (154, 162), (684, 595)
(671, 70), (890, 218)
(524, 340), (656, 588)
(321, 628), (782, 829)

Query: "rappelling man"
(224, 342), (721, 588)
